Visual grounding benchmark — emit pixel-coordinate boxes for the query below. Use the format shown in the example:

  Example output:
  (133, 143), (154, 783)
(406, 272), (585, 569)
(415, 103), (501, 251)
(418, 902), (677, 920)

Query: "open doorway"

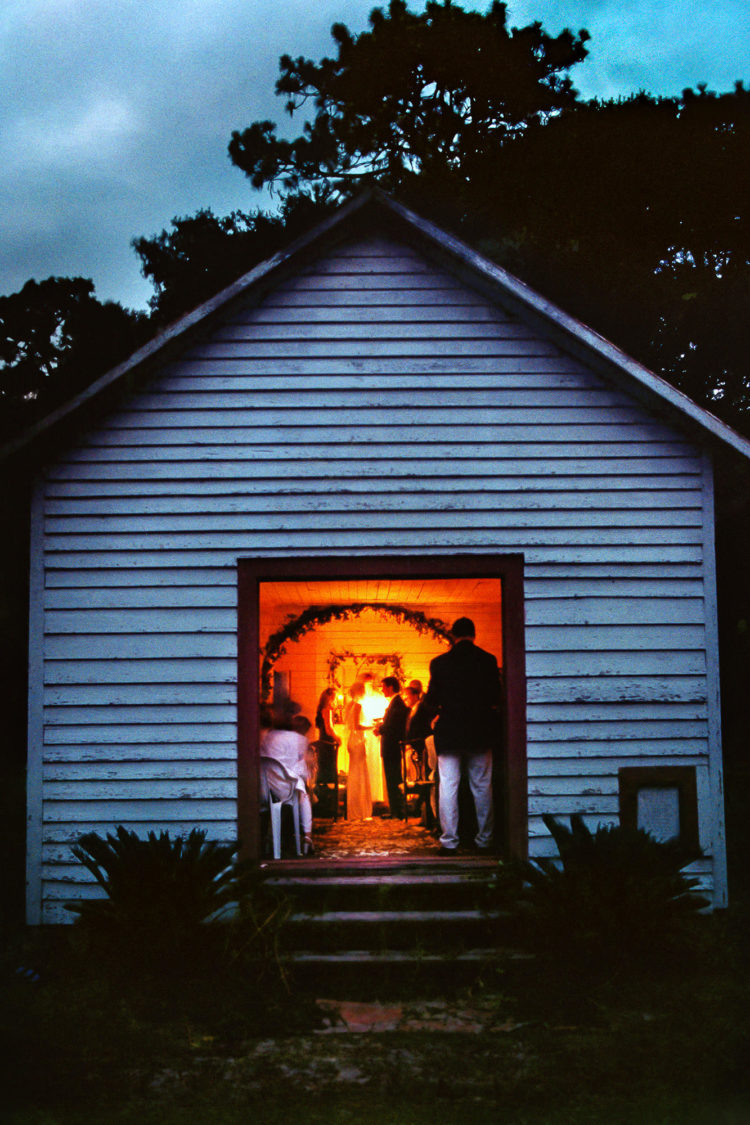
(238, 556), (526, 861)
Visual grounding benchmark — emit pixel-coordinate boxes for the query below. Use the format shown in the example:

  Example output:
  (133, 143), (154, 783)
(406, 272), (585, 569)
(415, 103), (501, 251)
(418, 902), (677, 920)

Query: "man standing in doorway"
(374, 676), (408, 818)
(424, 617), (502, 854)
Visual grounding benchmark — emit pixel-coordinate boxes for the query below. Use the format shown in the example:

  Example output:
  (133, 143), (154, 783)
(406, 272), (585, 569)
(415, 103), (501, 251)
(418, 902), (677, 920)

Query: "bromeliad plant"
(67, 827), (288, 980)
(512, 813), (709, 975)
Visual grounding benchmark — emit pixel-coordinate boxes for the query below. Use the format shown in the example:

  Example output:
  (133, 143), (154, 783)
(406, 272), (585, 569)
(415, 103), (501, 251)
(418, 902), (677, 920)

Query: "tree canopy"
(223, 1), (750, 429)
(2, 0), (749, 440)
(463, 84), (750, 423)
(0, 277), (148, 440)
(228, 0), (589, 196)
(132, 194), (336, 324)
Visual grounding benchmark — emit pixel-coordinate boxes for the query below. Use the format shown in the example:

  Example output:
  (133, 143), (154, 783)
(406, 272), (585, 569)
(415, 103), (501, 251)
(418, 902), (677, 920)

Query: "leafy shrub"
(512, 813), (709, 975)
(67, 827), (288, 982)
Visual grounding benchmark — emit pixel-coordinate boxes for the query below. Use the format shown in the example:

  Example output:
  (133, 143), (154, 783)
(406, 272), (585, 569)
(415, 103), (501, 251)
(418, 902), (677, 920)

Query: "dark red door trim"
(237, 554), (527, 860)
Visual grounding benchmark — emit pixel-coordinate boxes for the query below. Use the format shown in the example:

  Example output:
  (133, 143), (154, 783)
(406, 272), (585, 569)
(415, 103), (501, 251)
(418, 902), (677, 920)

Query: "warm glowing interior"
(258, 576), (503, 774)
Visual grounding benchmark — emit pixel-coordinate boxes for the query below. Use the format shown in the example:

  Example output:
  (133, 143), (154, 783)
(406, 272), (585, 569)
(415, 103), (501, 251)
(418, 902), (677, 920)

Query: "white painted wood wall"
(27, 232), (726, 920)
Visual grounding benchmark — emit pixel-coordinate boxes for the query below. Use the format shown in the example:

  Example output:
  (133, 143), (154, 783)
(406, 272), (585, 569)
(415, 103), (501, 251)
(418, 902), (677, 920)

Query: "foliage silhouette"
(461, 85), (750, 427)
(505, 813), (709, 977)
(4, 2), (750, 440)
(225, 2), (750, 431)
(0, 277), (148, 440)
(132, 193), (336, 324)
(68, 827), (289, 982)
(229, 0), (589, 197)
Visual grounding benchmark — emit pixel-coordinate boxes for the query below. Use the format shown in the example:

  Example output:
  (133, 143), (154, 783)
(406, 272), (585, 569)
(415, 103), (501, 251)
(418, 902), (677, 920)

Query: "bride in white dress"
(345, 681), (372, 820)
(359, 674), (386, 804)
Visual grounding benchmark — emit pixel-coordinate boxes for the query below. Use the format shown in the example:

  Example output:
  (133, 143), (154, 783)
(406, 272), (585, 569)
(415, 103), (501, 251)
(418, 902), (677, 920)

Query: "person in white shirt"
(261, 707), (315, 854)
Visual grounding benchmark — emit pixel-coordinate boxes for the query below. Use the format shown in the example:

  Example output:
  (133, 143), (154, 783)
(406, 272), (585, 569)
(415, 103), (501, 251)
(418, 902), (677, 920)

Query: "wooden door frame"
(237, 554), (527, 860)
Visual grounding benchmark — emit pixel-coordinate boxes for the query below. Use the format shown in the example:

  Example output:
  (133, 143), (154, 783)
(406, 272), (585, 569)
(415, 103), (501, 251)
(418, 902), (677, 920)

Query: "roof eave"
(0, 189), (379, 468)
(378, 193), (750, 462)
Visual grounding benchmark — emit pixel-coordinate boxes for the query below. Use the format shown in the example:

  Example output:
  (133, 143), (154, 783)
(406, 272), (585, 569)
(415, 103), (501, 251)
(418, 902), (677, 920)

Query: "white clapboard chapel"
(14, 190), (750, 922)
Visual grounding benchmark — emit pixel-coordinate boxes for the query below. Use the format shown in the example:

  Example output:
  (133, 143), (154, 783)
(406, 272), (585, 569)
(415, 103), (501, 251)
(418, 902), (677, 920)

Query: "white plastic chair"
(260, 756), (302, 859)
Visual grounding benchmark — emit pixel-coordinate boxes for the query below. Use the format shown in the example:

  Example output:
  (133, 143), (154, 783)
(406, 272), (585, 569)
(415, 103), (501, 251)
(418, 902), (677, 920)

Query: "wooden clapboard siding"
(29, 230), (725, 920)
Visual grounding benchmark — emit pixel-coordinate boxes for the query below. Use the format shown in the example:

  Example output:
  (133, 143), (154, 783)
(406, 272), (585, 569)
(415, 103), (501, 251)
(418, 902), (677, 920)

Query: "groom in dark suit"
(375, 676), (408, 817)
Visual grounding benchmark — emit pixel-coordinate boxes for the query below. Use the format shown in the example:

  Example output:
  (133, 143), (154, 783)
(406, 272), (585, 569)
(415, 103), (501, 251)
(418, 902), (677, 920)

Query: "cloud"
(507, 0), (750, 99)
(1, 0), (749, 310)
(3, 96), (140, 174)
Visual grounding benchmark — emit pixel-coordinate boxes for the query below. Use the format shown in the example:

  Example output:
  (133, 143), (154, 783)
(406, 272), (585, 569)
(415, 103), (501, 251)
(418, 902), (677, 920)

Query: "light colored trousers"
(437, 749), (493, 849)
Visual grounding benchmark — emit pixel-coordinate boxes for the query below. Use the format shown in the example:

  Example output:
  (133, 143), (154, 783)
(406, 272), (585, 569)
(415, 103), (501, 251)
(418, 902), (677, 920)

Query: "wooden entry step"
(261, 858), (523, 997)
(281, 907), (506, 952)
(263, 858), (501, 912)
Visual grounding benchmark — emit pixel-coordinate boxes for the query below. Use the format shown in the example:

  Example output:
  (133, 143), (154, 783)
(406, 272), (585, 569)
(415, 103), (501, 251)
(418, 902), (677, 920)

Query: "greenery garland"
(325, 649), (407, 692)
(260, 603), (452, 700)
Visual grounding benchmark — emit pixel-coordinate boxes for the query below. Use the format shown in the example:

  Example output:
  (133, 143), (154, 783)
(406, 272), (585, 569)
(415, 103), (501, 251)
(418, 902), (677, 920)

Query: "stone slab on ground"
(147, 995), (535, 1102)
(316, 997), (526, 1034)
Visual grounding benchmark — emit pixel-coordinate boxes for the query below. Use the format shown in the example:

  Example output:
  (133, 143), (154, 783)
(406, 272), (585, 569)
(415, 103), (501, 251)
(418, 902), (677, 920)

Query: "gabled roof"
(4, 188), (750, 466)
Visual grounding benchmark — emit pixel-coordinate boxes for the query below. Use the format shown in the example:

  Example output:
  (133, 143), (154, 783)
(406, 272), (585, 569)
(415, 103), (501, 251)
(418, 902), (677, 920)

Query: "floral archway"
(259, 603), (452, 700)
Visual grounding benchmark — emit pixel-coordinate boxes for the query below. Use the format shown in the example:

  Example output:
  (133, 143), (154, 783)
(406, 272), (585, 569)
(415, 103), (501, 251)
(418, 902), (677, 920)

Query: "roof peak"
(4, 189), (750, 466)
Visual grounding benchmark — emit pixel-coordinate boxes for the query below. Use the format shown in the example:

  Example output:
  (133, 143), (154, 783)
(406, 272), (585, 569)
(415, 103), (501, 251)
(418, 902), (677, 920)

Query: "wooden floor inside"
(311, 814), (441, 859)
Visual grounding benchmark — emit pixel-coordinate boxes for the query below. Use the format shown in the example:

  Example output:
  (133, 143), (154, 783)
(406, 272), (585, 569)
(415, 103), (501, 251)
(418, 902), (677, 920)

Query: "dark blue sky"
(2, 0), (748, 311)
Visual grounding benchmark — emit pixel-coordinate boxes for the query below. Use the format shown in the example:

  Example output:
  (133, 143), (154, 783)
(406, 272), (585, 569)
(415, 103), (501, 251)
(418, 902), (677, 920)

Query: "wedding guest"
(404, 681), (431, 778)
(261, 703), (315, 855)
(424, 617), (502, 855)
(291, 712), (318, 802)
(315, 687), (341, 749)
(315, 686), (341, 815)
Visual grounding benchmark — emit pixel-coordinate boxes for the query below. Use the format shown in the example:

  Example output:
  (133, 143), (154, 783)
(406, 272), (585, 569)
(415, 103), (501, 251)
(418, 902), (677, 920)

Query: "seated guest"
(291, 713), (318, 802)
(261, 703), (315, 855)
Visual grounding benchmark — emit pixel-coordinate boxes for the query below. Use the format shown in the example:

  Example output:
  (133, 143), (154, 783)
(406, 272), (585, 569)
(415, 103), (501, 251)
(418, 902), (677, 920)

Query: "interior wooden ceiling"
(259, 576), (502, 614)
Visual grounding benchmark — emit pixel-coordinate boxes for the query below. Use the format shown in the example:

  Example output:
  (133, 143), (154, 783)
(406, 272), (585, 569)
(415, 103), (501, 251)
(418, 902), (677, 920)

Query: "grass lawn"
(2, 907), (749, 1125)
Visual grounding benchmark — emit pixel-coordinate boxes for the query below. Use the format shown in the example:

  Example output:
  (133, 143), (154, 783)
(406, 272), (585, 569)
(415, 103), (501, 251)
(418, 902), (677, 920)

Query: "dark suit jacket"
(378, 693), (409, 762)
(405, 700), (432, 749)
(424, 639), (502, 755)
